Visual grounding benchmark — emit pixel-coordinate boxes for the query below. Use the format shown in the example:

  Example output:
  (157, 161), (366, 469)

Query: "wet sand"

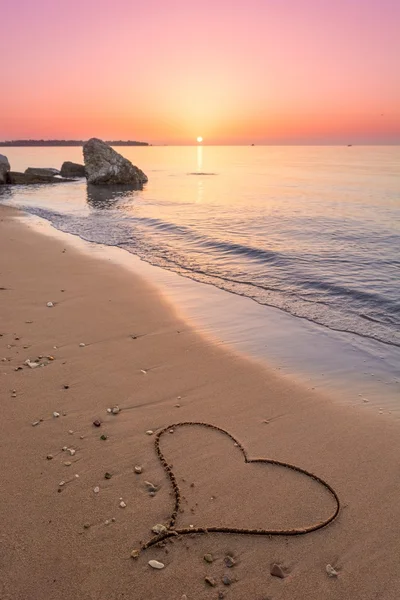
(1, 204), (400, 600)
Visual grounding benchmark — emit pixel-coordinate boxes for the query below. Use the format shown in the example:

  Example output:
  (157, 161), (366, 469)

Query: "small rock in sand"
(83, 523), (91, 529)
(46, 302), (54, 308)
(205, 576), (216, 587)
(130, 549), (140, 559)
(204, 553), (214, 563)
(326, 564), (338, 577)
(146, 430), (154, 436)
(225, 555), (236, 568)
(79, 343), (86, 347)
(149, 560), (164, 569)
(104, 472), (112, 479)
(63, 385), (69, 389)
(68, 448), (76, 456)
(152, 524), (167, 534)
(62, 446), (67, 451)
(64, 461), (72, 467)
(93, 486), (100, 494)
(53, 412), (60, 418)
(222, 575), (232, 585)
(270, 563), (287, 579)
(111, 406), (120, 415)
(145, 481), (158, 493)
(32, 421), (40, 427)
(106, 408), (112, 413)
(93, 420), (101, 427)
(68, 430), (73, 435)
(46, 454), (53, 460)
(100, 434), (108, 440)
(119, 501), (127, 508)
(134, 466), (143, 474)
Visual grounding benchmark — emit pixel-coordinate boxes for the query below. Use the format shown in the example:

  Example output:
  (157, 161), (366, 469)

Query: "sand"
(1, 204), (400, 600)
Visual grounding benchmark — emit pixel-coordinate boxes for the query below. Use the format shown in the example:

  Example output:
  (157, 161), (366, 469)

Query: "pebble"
(68, 430), (73, 435)
(79, 343), (86, 347)
(32, 421), (40, 427)
(46, 454), (53, 460)
(134, 466), (143, 474)
(326, 564), (338, 577)
(130, 549), (140, 559)
(225, 555), (236, 568)
(68, 449), (76, 456)
(169, 429), (174, 434)
(119, 501), (127, 508)
(270, 563), (287, 579)
(59, 481), (66, 487)
(175, 404), (181, 408)
(47, 302), (54, 308)
(93, 486), (100, 494)
(53, 412), (60, 418)
(205, 576), (216, 587)
(222, 575), (232, 585)
(25, 360), (39, 369)
(111, 406), (120, 415)
(63, 385), (70, 389)
(106, 408), (112, 413)
(204, 553), (214, 563)
(62, 446), (67, 451)
(100, 434), (108, 441)
(145, 481), (158, 493)
(152, 524), (167, 534)
(149, 560), (164, 569)
(83, 523), (91, 529)
(104, 472), (112, 479)
(146, 430), (154, 436)
(64, 461), (72, 467)
(93, 420), (101, 427)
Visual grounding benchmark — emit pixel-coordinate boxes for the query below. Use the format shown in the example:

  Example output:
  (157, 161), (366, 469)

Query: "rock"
(93, 419), (101, 427)
(326, 564), (338, 577)
(46, 454), (53, 460)
(53, 411), (60, 418)
(134, 465), (142, 474)
(111, 406), (120, 415)
(104, 472), (112, 479)
(83, 138), (148, 186)
(47, 302), (54, 308)
(148, 560), (164, 569)
(224, 555), (236, 568)
(25, 359), (39, 369)
(64, 461), (72, 466)
(146, 430), (154, 436)
(130, 549), (140, 559)
(79, 343), (85, 347)
(145, 481), (158, 493)
(100, 434), (108, 440)
(270, 563), (287, 579)
(60, 161), (86, 178)
(68, 448), (76, 456)
(152, 524), (167, 535)
(32, 420), (40, 426)
(222, 575), (232, 585)
(204, 553), (214, 563)
(83, 523), (91, 529)
(119, 501), (127, 508)
(204, 576), (216, 587)
(25, 167), (60, 177)
(7, 171), (75, 184)
(93, 486), (100, 494)
(0, 154), (10, 184)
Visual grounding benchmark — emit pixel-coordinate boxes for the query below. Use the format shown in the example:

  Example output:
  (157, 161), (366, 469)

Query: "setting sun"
(197, 136), (203, 143)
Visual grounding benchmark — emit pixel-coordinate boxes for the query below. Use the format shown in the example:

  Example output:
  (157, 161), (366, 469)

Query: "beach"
(1, 204), (400, 600)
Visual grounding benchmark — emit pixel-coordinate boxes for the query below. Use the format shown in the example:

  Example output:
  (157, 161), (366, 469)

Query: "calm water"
(1, 146), (399, 351)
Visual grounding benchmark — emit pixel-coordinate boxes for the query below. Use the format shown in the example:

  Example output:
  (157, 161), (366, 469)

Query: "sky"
(1, 0), (399, 144)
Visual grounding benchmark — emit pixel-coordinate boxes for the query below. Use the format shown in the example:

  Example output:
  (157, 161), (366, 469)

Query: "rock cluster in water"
(0, 139), (147, 187)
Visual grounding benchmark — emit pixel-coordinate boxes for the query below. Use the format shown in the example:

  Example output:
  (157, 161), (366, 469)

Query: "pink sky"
(1, 0), (399, 144)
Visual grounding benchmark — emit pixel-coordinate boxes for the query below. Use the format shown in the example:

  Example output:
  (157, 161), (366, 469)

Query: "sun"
(197, 136), (203, 143)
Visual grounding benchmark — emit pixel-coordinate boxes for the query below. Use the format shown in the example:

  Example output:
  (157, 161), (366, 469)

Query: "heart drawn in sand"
(139, 422), (340, 552)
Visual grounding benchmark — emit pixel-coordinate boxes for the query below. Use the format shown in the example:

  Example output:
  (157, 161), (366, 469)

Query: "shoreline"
(14, 206), (400, 410)
(1, 204), (400, 599)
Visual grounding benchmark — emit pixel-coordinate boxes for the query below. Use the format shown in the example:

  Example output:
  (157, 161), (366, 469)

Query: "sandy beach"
(1, 203), (400, 600)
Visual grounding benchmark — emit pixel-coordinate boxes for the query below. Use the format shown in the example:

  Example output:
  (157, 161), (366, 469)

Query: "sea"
(1, 145), (399, 406)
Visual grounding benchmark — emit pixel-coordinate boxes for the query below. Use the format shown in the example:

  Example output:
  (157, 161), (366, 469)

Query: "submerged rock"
(83, 138), (148, 186)
(25, 167), (60, 177)
(0, 154), (10, 184)
(60, 161), (86, 178)
(7, 171), (74, 184)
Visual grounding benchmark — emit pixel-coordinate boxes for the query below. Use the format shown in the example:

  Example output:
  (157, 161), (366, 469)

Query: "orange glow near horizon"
(1, 0), (399, 145)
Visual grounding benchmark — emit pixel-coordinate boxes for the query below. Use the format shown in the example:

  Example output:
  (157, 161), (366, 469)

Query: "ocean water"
(1, 145), (399, 399)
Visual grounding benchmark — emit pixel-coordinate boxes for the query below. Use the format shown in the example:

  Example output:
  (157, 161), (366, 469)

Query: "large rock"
(60, 161), (86, 178)
(0, 154), (10, 184)
(83, 138), (148, 186)
(25, 167), (60, 177)
(8, 172), (75, 184)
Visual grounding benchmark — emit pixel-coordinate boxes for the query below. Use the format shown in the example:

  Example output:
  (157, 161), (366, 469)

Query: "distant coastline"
(0, 140), (149, 147)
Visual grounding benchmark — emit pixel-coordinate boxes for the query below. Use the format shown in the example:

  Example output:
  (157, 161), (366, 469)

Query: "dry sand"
(1, 204), (400, 600)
